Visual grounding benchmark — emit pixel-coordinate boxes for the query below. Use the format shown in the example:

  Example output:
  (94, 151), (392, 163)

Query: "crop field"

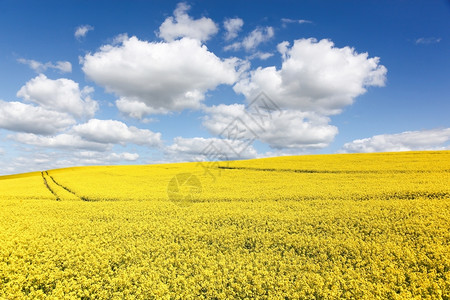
(0, 151), (449, 299)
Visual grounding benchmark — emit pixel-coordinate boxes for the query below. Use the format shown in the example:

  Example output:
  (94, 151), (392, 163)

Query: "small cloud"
(223, 41), (241, 51)
(415, 37), (442, 45)
(223, 18), (244, 40)
(242, 26), (274, 51)
(281, 18), (312, 28)
(75, 24), (94, 40)
(224, 26), (274, 52)
(18, 58), (72, 73)
(158, 2), (218, 42)
(247, 51), (274, 60)
(76, 151), (140, 162)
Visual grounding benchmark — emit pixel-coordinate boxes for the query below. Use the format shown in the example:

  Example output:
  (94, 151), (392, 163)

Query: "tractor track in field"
(41, 171), (90, 201)
(41, 172), (60, 201)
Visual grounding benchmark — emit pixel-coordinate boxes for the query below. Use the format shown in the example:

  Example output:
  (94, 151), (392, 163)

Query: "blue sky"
(0, 0), (449, 175)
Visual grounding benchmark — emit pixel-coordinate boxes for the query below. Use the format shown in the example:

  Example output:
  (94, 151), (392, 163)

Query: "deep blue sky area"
(0, 0), (449, 174)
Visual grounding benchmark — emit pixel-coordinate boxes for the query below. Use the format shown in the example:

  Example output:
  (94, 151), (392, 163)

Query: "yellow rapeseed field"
(0, 151), (449, 299)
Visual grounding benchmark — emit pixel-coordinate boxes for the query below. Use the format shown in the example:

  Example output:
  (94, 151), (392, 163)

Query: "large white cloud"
(17, 74), (98, 118)
(341, 128), (450, 153)
(82, 36), (242, 117)
(9, 119), (162, 151)
(72, 119), (162, 147)
(0, 100), (75, 135)
(203, 104), (338, 150)
(158, 2), (218, 42)
(234, 38), (387, 115)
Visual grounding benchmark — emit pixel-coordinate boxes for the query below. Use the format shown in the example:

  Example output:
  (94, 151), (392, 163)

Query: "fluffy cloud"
(341, 128), (450, 153)
(225, 26), (274, 51)
(73, 119), (162, 147)
(9, 119), (162, 151)
(18, 58), (72, 73)
(242, 27), (274, 50)
(0, 100), (75, 135)
(203, 104), (337, 150)
(82, 36), (242, 117)
(224, 18), (244, 40)
(158, 2), (218, 42)
(17, 74), (98, 118)
(75, 24), (94, 39)
(234, 38), (387, 115)
(165, 136), (258, 162)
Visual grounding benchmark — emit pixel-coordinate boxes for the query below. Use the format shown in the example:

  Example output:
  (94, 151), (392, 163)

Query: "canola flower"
(0, 151), (449, 299)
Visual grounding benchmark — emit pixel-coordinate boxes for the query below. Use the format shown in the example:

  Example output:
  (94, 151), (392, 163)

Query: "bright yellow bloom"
(0, 151), (449, 299)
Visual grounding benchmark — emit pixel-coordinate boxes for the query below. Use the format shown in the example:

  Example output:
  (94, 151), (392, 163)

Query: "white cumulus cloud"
(17, 74), (98, 119)
(72, 119), (162, 147)
(224, 18), (244, 40)
(158, 2), (218, 42)
(203, 104), (338, 150)
(82, 36), (242, 118)
(234, 38), (387, 115)
(243, 26), (275, 51)
(10, 117), (163, 151)
(341, 128), (450, 153)
(18, 58), (72, 73)
(0, 100), (75, 135)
